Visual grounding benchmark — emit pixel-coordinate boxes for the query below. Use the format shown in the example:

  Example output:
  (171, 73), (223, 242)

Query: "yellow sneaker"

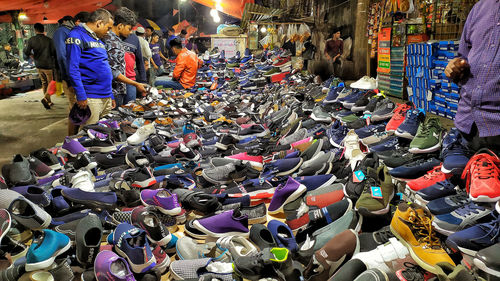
(213, 116), (232, 124)
(390, 203), (455, 274)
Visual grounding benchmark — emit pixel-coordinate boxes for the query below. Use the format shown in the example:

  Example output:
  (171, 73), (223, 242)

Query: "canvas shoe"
(405, 165), (452, 200)
(409, 117), (445, 154)
(385, 102), (414, 132)
(225, 152), (263, 169)
(395, 109), (426, 139)
(192, 209), (249, 238)
(351, 76), (377, 90)
(26, 230), (71, 271)
(62, 188), (117, 209)
(5, 154), (37, 187)
(249, 224), (277, 250)
(75, 214), (103, 268)
(371, 99), (396, 122)
(60, 137), (88, 157)
(311, 106), (332, 123)
(353, 237), (414, 274)
(140, 189), (182, 216)
(350, 91), (377, 112)
(462, 149), (500, 202)
(474, 243), (500, 278)
(361, 131), (392, 146)
(111, 223), (156, 273)
(11, 185), (51, 207)
(355, 166), (395, 216)
(127, 123), (156, 145)
(433, 201), (492, 236)
(169, 258), (233, 280)
(94, 250), (135, 281)
(7, 195), (51, 230)
(175, 236), (230, 262)
(268, 177), (306, 214)
(390, 203), (455, 274)
(267, 220), (298, 252)
(343, 130), (366, 170)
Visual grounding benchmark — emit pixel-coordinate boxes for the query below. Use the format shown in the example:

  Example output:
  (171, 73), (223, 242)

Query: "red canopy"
(191, 0), (253, 19)
(0, 0), (112, 24)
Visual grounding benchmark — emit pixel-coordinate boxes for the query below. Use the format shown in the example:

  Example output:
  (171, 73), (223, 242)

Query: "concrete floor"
(0, 89), (68, 168)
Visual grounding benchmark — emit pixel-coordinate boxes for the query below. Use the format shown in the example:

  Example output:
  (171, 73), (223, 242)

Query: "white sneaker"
(71, 170), (94, 192)
(127, 123), (156, 145)
(351, 76), (377, 90)
(352, 237), (415, 273)
(342, 130), (366, 170)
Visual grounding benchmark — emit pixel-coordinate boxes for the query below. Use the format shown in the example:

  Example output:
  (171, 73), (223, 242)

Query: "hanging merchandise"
(259, 33), (271, 49)
(298, 23), (311, 42)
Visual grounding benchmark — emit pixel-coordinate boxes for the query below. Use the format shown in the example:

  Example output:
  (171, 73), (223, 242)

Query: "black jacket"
(24, 34), (56, 69)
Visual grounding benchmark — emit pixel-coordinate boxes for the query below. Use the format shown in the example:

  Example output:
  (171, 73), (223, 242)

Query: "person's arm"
(23, 38), (32, 58)
(134, 41), (147, 83)
(339, 41), (343, 56)
(150, 57), (158, 69)
(53, 30), (68, 73)
(172, 54), (186, 81)
(445, 4), (474, 82)
(159, 51), (168, 62)
(66, 34), (87, 106)
(115, 74), (147, 94)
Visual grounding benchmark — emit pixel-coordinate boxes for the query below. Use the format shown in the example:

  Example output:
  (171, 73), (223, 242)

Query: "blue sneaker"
(241, 55), (253, 64)
(414, 179), (457, 205)
(242, 81), (257, 90)
(267, 219), (298, 252)
(440, 128), (471, 175)
(395, 108), (426, 139)
(446, 213), (500, 256)
(389, 157), (441, 179)
(327, 121), (348, 148)
(262, 158), (303, 177)
(294, 174), (336, 192)
(112, 223), (156, 273)
(427, 191), (470, 215)
(26, 229), (71, 271)
(61, 188), (117, 209)
(323, 87), (343, 104)
(433, 202), (492, 236)
(341, 90), (367, 109)
(354, 123), (387, 139)
(368, 136), (399, 153)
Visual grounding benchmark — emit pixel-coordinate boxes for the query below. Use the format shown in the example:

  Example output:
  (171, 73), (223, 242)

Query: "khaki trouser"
(84, 98), (113, 126)
(37, 68), (53, 101)
(62, 80), (76, 109)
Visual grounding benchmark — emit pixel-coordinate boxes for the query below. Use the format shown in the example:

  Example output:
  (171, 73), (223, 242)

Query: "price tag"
(371, 186), (383, 199)
(362, 113), (372, 119)
(353, 171), (366, 183)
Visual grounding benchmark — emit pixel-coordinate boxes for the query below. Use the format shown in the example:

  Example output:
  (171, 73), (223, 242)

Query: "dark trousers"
(460, 123), (500, 156)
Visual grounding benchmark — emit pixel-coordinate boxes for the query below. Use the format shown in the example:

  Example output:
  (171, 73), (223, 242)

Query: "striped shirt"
(455, 0), (500, 137)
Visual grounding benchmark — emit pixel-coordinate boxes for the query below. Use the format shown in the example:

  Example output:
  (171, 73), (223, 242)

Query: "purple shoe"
(94, 250), (136, 281)
(60, 137), (88, 157)
(51, 185), (71, 213)
(11, 185), (52, 207)
(268, 176), (307, 214)
(99, 120), (120, 130)
(140, 189), (181, 216)
(192, 209), (249, 239)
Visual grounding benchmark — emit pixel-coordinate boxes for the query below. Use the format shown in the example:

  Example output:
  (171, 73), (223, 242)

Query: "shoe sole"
(276, 158), (304, 177)
(370, 113), (393, 122)
(268, 184), (307, 215)
(35, 169), (55, 179)
(25, 240), (71, 271)
(192, 220), (249, 238)
(131, 178), (157, 189)
(469, 194), (500, 203)
(114, 244), (156, 274)
(86, 146), (117, 153)
(351, 106), (367, 112)
(408, 142), (442, 154)
(431, 220), (456, 236)
(310, 112), (332, 123)
(474, 258), (500, 277)
(214, 142), (230, 150)
(59, 148), (81, 158)
(394, 130), (415, 139)
(0, 210), (12, 243)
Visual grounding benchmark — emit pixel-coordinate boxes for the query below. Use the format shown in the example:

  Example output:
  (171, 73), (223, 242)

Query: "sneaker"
(27, 157), (54, 179)
(268, 177), (307, 214)
(75, 214), (103, 267)
(378, 148), (421, 169)
(351, 91), (377, 112)
(427, 191), (471, 215)
(267, 220), (298, 252)
(355, 166), (395, 216)
(170, 143), (201, 161)
(94, 250), (135, 281)
(385, 102), (414, 132)
(390, 203), (455, 273)
(249, 224), (277, 251)
(311, 106), (332, 123)
(363, 95), (385, 114)
(343, 130), (366, 170)
(79, 138), (117, 153)
(60, 137), (88, 157)
(440, 128), (471, 174)
(62, 188), (117, 209)
(191, 209), (249, 239)
(371, 99), (396, 122)
(474, 243), (500, 278)
(368, 136), (399, 153)
(351, 76), (377, 90)
(414, 179), (457, 205)
(140, 189), (182, 216)
(433, 201), (491, 236)
(69, 170), (95, 192)
(355, 123), (387, 139)
(225, 152), (263, 169)
(324, 87), (343, 104)
(202, 163), (241, 184)
(31, 148), (61, 170)
(233, 247), (292, 281)
(353, 237), (414, 274)
(395, 109), (426, 139)
(26, 230), (71, 271)
(358, 225), (395, 252)
(446, 213), (500, 256)
(394, 263), (435, 281)
(8, 196), (52, 230)
(389, 158), (441, 179)
(215, 135), (238, 150)
(130, 206), (175, 247)
(176, 236), (230, 262)
(462, 149), (500, 202)
(5, 154), (37, 187)
(0, 209), (12, 244)
(169, 258), (233, 280)
(409, 117), (445, 154)
(10, 185), (51, 207)
(405, 165), (452, 199)
(327, 121), (349, 148)
(217, 235), (258, 260)
(111, 223), (156, 273)
(127, 123), (156, 145)
(361, 131), (392, 146)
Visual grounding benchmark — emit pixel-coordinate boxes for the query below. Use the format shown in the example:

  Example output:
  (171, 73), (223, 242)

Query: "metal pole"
(178, 0), (181, 24)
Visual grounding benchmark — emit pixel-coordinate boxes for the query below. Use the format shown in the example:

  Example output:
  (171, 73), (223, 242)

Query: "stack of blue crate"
(406, 41), (460, 120)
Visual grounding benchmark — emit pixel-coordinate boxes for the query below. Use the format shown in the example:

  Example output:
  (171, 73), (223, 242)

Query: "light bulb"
(210, 9), (218, 17)
(260, 26), (267, 33)
(214, 15), (220, 22)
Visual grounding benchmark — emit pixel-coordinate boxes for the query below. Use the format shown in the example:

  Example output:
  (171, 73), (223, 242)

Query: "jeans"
(125, 84), (137, 104)
(114, 95), (125, 108)
(154, 79), (185, 90)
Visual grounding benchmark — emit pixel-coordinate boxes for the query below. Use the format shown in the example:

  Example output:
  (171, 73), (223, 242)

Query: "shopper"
(445, 0), (500, 154)
(136, 27), (152, 70)
(123, 31), (147, 103)
(24, 23), (56, 109)
(53, 15), (77, 135)
(0, 43), (18, 69)
(179, 29), (187, 48)
(74, 11), (90, 26)
(145, 26), (154, 43)
(66, 8), (115, 126)
(150, 33), (168, 78)
(186, 37), (198, 54)
(154, 38), (202, 90)
(324, 28), (343, 77)
(103, 7), (147, 108)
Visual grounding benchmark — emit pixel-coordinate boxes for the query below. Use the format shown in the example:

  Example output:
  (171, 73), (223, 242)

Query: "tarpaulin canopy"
(137, 18), (162, 31)
(0, 0), (112, 24)
(191, 0), (254, 19)
(172, 20), (198, 38)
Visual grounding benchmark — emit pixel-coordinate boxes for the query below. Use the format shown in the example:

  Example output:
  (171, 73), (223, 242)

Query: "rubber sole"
(115, 243), (156, 273)
(356, 190), (394, 216)
(310, 112), (332, 123)
(192, 220), (249, 238)
(470, 194), (500, 203)
(140, 198), (182, 216)
(395, 130), (415, 139)
(474, 258), (500, 278)
(408, 142), (442, 154)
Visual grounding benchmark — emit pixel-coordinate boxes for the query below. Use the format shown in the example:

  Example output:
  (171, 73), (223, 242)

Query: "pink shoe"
(225, 152), (263, 168)
(167, 140), (181, 149)
(240, 123), (258, 129)
(183, 133), (202, 148)
(290, 137), (313, 148)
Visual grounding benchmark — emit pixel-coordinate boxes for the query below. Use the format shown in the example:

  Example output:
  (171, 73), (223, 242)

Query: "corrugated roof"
(240, 3), (283, 30)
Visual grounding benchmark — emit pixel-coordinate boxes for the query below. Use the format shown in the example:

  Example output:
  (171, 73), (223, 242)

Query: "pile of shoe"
(0, 48), (498, 281)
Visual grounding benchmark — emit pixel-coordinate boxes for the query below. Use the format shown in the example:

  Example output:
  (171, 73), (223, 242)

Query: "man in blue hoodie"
(66, 8), (115, 126)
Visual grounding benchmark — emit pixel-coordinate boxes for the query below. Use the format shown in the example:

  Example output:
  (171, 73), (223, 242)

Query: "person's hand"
(445, 58), (470, 81)
(135, 83), (148, 95)
(76, 99), (87, 109)
(112, 99), (116, 109)
(154, 65), (159, 70)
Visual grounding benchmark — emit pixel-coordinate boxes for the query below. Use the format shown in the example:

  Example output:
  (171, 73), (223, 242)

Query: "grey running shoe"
(371, 99), (396, 122)
(432, 202), (491, 236)
(311, 106), (332, 123)
(201, 163), (236, 184)
(280, 128), (307, 146)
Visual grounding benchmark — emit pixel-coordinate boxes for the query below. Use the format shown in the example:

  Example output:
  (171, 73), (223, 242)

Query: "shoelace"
(461, 152), (500, 192)
(418, 118), (441, 138)
(409, 211), (441, 249)
(422, 165), (443, 180)
(474, 213), (500, 243)
(454, 202), (485, 217)
(400, 262), (429, 281)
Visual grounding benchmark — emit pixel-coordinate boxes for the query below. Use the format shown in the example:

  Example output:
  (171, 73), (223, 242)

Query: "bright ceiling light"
(213, 15), (220, 22)
(260, 26), (267, 33)
(215, 3), (222, 10)
(210, 9), (218, 17)
(18, 12), (28, 21)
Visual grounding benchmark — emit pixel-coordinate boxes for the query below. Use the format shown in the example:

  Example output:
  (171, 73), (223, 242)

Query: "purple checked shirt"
(455, 0), (500, 137)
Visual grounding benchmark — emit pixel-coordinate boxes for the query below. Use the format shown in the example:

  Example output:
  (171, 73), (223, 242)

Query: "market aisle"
(0, 89), (68, 167)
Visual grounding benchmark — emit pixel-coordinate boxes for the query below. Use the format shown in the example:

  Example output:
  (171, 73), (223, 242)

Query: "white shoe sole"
(470, 194), (500, 203)
(408, 142), (441, 154)
(431, 221), (455, 236)
(268, 184), (307, 215)
(395, 130), (415, 139)
(370, 113), (393, 122)
(25, 240), (71, 272)
(192, 219), (249, 238)
(474, 258), (500, 277)
(140, 198), (181, 216)
(310, 112), (332, 123)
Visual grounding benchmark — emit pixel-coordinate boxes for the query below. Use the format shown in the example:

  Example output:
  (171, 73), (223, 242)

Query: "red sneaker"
(273, 57), (291, 68)
(183, 133), (201, 148)
(225, 152), (263, 169)
(386, 102), (414, 132)
(462, 149), (500, 202)
(406, 165), (452, 196)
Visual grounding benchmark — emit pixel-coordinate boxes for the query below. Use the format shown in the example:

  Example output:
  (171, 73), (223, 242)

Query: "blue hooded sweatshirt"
(66, 24), (113, 101)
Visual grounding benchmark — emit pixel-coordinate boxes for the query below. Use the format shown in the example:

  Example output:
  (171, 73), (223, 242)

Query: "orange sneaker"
(386, 102), (414, 132)
(462, 149), (500, 202)
(155, 117), (173, 125)
(132, 104), (145, 112)
(405, 165), (452, 198)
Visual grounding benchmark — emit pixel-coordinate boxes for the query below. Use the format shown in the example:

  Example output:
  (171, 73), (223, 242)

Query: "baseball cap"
(69, 103), (91, 125)
(136, 27), (145, 34)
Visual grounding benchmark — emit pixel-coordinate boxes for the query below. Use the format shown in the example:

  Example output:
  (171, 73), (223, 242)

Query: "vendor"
(445, 0), (500, 154)
(325, 28), (343, 78)
(154, 38), (202, 90)
(0, 43), (19, 69)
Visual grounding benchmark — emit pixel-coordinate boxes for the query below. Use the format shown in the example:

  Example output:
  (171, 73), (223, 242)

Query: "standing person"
(145, 26), (154, 43)
(74, 11), (90, 26)
(0, 43), (19, 69)
(53, 15), (77, 135)
(149, 33), (168, 81)
(179, 29), (187, 48)
(24, 23), (56, 109)
(123, 31), (147, 103)
(445, 0), (500, 154)
(154, 38), (202, 90)
(324, 28), (343, 77)
(66, 8), (115, 126)
(136, 27), (152, 84)
(186, 37), (198, 54)
(103, 7), (147, 108)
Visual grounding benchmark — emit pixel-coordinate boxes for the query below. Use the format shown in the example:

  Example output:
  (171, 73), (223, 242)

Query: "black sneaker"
(75, 214), (103, 268)
(363, 95), (385, 114)
(233, 248), (293, 280)
(80, 138), (117, 153)
(358, 225), (394, 252)
(351, 91), (377, 112)
(125, 148), (150, 168)
(215, 134), (239, 150)
(377, 148), (423, 168)
(344, 153), (380, 200)
(371, 99), (396, 122)
(5, 154), (37, 187)
(31, 148), (62, 170)
(70, 153), (97, 170)
(170, 144), (201, 161)
(94, 153), (126, 170)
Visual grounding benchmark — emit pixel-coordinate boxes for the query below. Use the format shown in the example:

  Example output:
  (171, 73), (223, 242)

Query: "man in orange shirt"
(154, 38), (202, 90)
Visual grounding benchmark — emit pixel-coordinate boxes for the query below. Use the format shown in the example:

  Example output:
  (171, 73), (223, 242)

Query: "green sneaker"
(263, 67), (280, 77)
(226, 62), (239, 68)
(355, 166), (395, 216)
(341, 114), (359, 123)
(409, 117), (445, 153)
